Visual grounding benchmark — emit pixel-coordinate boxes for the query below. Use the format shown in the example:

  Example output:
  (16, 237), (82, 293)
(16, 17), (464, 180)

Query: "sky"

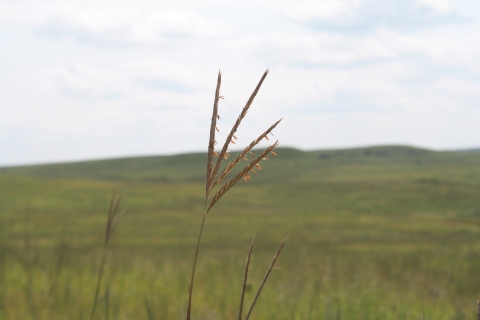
(1, 0), (480, 166)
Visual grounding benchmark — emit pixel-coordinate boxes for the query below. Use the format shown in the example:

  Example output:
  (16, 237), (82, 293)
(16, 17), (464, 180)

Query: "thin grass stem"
(144, 295), (155, 320)
(104, 283), (110, 320)
(90, 247), (107, 320)
(238, 236), (255, 320)
(244, 235), (288, 320)
(186, 201), (208, 320)
(90, 191), (124, 320)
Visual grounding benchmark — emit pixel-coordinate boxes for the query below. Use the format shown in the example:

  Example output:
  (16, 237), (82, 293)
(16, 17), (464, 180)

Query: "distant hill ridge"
(1, 145), (480, 182)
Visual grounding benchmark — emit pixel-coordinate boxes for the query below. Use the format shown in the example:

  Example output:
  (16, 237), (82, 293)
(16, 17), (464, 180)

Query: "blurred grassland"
(1, 146), (480, 319)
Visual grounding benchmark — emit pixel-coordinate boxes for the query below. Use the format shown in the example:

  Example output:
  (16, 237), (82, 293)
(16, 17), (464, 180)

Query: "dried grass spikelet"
(206, 71), (222, 196)
(207, 70), (270, 194)
(207, 141), (278, 213)
(210, 119), (281, 190)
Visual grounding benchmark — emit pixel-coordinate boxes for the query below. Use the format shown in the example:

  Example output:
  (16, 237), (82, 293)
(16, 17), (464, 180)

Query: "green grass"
(1, 146), (480, 319)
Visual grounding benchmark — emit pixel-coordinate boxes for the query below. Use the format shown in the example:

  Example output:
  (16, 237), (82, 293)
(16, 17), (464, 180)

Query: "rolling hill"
(1, 145), (480, 184)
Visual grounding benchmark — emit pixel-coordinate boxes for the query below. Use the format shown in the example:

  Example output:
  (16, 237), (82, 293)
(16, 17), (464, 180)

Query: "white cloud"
(279, 0), (364, 22)
(124, 61), (202, 89)
(417, 0), (452, 15)
(42, 65), (126, 98)
(0, 2), (231, 44)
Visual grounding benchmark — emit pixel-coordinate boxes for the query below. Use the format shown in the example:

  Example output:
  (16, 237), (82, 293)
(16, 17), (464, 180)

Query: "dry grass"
(187, 69), (287, 320)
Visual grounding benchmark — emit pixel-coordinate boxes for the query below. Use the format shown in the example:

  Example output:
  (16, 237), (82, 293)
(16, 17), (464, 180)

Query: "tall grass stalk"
(186, 70), (285, 319)
(90, 191), (125, 320)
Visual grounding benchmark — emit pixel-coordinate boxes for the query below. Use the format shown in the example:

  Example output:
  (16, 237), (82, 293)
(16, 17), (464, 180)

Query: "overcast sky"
(1, 0), (479, 166)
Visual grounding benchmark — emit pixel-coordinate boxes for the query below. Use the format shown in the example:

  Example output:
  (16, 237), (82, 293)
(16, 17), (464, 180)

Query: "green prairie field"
(1, 146), (480, 319)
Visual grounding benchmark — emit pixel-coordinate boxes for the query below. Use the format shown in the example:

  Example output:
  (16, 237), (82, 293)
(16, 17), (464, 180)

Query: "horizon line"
(1, 144), (479, 169)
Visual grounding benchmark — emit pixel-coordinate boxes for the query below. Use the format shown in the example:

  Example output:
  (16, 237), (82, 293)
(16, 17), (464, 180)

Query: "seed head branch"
(209, 70), (269, 190)
(207, 141), (278, 213)
(206, 71), (222, 196)
(211, 118), (282, 190)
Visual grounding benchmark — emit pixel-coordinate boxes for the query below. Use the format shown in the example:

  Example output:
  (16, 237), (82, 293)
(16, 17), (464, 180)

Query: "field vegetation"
(1, 146), (480, 319)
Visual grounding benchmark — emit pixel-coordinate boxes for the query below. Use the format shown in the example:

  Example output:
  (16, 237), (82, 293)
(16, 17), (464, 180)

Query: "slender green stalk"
(186, 201), (207, 320)
(90, 191), (124, 320)
(238, 236), (255, 320)
(90, 246), (107, 320)
(144, 295), (155, 320)
(104, 282), (110, 320)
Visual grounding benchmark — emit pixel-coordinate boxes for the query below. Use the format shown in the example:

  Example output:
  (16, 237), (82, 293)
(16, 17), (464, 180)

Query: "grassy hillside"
(3, 146), (480, 184)
(1, 145), (480, 319)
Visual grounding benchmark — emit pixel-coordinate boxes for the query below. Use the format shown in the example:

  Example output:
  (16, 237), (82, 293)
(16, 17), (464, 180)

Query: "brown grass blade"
(211, 119), (281, 189)
(210, 70), (269, 186)
(244, 235), (288, 320)
(238, 236), (255, 320)
(206, 71), (222, 196)
(207, 141), (278, 213)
